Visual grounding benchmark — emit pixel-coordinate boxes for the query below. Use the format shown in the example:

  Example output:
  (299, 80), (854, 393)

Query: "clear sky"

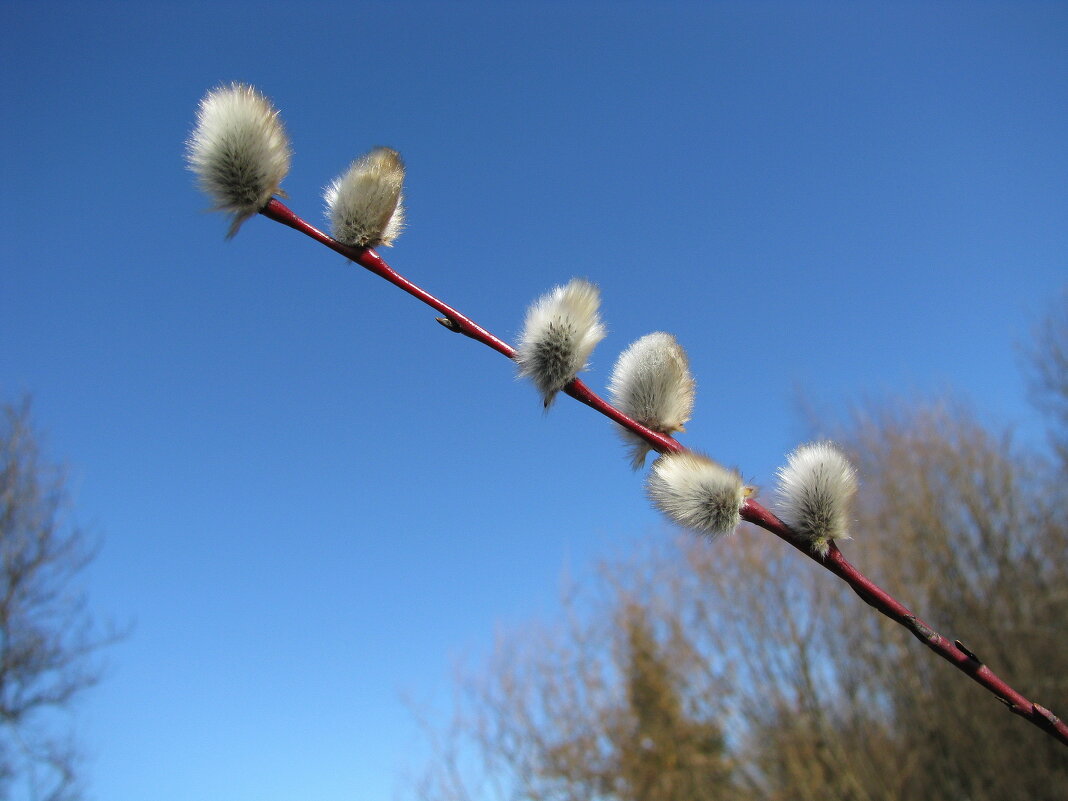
(2, 2), (1066, 799)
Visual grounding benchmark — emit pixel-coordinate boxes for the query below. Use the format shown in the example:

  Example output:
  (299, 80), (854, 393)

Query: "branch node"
(904, 615), (936, 643)
(436, 316), (462, 333)
(954, 639), (982, 666)
(1033, 704), (1062, 730)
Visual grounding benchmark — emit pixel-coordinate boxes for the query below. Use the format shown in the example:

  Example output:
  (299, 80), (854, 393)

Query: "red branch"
(257, 198), (1066, 748)
(740, 500), (1068, 745)
(261, 199), (683, 454)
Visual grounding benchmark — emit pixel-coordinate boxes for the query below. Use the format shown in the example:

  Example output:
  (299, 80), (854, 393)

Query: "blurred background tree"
(0, 401), (113, 801)
(418, 295), (1068, 801)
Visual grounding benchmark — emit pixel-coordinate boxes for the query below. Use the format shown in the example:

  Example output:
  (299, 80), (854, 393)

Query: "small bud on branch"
(186, 83), (292, 237)
(775, 441), (858, 557)
(646, 451), (749, 538)
(516, 279), (606, 408)
(609, 332), (695, 469)
(324, 147), (406, 248)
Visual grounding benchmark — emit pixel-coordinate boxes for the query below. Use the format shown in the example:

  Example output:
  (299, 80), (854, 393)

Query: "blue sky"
(2, 2), (1066, 799)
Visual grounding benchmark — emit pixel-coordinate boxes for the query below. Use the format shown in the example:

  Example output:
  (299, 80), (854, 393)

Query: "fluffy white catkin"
(646, 451), (748, 538)
(186, 83), (292, 237)
(516, 279), (606, 407)
(324, 147), (406, 248)
(608, 332), (695, 469)
(774, 441), (858, 557)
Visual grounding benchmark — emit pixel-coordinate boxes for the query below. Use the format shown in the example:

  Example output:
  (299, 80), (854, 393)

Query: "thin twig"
(739, 500), (1068, 745)
(258, 197), (1068, 748)
(261, 198), (683, 453)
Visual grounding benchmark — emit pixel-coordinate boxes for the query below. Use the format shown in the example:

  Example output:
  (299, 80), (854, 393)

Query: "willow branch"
(740, 500), (1068, 745)
(257, 197), (1067, 748)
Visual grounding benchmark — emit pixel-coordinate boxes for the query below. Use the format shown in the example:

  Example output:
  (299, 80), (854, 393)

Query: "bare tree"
(0, 401), (111, 801)
(417, 571), (742, 801)
(1028, 288), (1068, 466)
